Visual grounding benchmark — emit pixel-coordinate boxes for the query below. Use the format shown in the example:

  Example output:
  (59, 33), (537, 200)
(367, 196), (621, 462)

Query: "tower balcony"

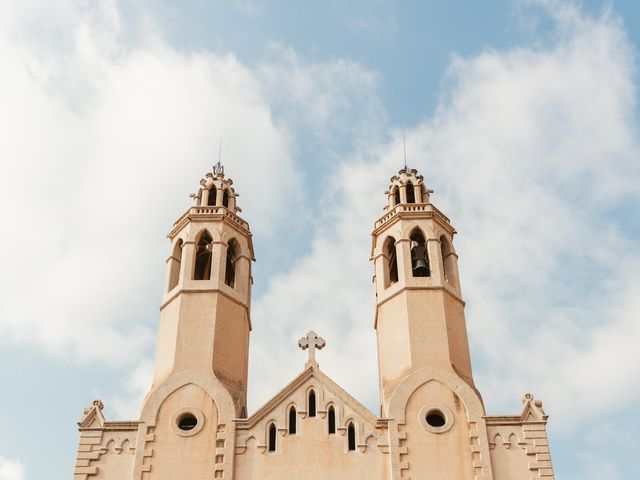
(169, 205), (250, 239)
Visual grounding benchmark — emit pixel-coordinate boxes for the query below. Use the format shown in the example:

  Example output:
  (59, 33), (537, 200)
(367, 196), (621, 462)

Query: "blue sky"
(0, 1), (639, 479)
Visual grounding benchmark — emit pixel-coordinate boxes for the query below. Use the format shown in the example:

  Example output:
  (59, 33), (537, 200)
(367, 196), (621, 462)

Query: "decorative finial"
(298, 330), (326, 367)
(213, 137), (224, 176)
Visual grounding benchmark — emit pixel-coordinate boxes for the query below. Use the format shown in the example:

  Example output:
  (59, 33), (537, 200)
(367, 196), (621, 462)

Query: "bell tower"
(371, 168), (472, 415)
(150, 161), (255, 413)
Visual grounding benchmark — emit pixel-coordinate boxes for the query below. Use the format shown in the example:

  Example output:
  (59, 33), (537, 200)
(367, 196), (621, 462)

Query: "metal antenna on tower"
(212, 137), (224, 176)
(403, 132), (408, 170)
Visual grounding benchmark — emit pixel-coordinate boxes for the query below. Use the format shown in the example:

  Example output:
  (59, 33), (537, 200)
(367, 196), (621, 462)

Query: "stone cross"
(298, 330), (326, 366)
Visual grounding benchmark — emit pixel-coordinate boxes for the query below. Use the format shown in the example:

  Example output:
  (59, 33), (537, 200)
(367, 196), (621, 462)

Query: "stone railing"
(374, 203), (431, 229)
(172, 206), (249, 230)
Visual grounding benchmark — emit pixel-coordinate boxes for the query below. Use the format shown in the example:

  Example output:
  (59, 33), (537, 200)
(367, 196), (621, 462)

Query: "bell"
(411, 243), (430, 276)
(412, 258), (429, 276)
(205, 242), (213, 252)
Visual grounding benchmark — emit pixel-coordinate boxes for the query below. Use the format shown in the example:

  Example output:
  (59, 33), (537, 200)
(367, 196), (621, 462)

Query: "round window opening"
(426, 410), (446, 428)
(177, 413), (198, 431)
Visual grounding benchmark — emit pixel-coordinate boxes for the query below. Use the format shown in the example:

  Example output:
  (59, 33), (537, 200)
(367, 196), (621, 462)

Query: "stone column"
(201, 188), (210, 206)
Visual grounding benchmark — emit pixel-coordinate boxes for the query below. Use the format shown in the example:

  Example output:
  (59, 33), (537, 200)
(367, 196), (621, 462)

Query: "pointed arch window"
(288, 406), (297, 434)
(168, 239), (183, 291)
(222, 190), (230, 208)
(410, 228), (430, 277)
(268, 423), (277, 452)
(347, 422), (356, 451)
(225, 240), (237, 287)
(393, 187), (400, 206)
(328, 406), (336, 434)
(207, 187), (217, 206)
(384, 237), (398, 287)
(308, 390), (317, 417)
(406, 181), (415, 203)
(194, 232), (213, 280)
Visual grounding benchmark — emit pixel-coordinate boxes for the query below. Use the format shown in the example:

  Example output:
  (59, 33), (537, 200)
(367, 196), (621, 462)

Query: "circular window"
(171, 408), (205, 437)
(177, 413), (198, 431)
(419, 405), (454, 433)
(426, 410), (446, 427)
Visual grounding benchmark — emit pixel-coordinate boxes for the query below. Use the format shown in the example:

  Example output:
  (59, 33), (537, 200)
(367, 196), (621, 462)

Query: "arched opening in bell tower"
(207, 187), (217, 206)
(222, 190), (230, 208)
(168, 239), (183, 291)
(406, 181), (415, 203)
(224, 239), (238, 287)
(384, 237), (399, 286)
(410, 228), (430, 277)
(193, 231), (213, 280)
(393, 187), (400, 206)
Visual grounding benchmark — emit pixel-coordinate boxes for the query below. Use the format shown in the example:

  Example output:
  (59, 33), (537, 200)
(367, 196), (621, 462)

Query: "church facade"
(72, 165), (555, 480)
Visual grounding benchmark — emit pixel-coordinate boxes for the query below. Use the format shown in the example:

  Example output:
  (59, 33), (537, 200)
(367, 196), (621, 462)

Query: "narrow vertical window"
(385, 237), (398, 286)
(288, 407), (297, 434)
(225, 241), (237, 287)
(194, 232), (213, 280)
(308, 390), (316, 417)
(406, 181), (415, 203)
(394, 187), (400, 206)
(268, 423), (277, 452)
(347, 422), (356, 451)
(222, 190), (230, 208)
(168, 239), (183, 291)
(207, 187), (217, 206)
(328, 406), (336, 434)
(410, 228), (430, 277)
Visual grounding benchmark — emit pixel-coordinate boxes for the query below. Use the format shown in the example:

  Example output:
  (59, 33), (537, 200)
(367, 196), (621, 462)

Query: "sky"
(0, 0), (639, 478)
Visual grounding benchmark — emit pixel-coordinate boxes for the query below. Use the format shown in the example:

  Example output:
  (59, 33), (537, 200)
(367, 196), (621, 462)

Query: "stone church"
(72, 164), (555, 479)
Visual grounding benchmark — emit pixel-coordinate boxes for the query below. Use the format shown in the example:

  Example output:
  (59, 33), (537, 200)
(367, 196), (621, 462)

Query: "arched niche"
(409, 227), (430, 277)
(168, 239), (183, 291)
(383, 236), (398, 287)
(193, 231), (213, 280)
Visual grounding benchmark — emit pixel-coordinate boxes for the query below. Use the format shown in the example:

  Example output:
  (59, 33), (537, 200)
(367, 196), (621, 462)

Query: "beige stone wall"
(72, 402), (138, 480)
(211, 294), (250, 407)
(73, 428), (137, 480)
(386, 366), (495, 480)
(141, 383), (219, 480)
(235, 372), (389, 480)
(400, 379), (475, 480)
(486, 395), (555, 480)
(488, 426), (532, 480)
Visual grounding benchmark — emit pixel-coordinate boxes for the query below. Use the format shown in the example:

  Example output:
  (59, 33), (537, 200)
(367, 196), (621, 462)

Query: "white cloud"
(109, 358), (154, 419)
(259, 43), (386, 151)
(0, 0), (302, 364)
(249, 4), (640, 433)
(0, 457), (25, 480)
(0, 0), (386, 379)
